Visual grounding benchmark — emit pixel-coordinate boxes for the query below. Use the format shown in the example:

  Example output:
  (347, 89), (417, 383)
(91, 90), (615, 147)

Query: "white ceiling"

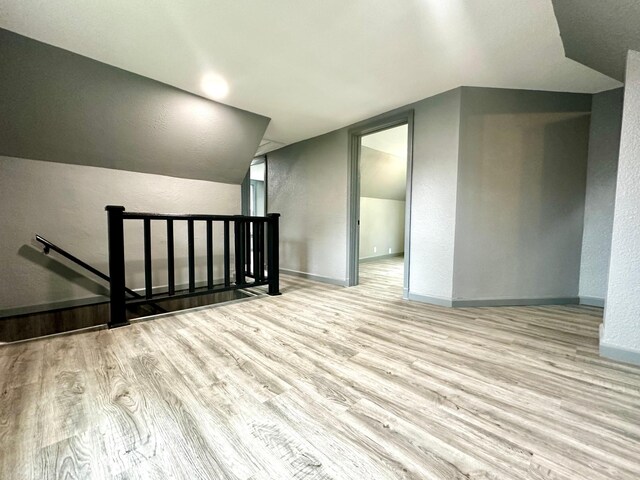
(362, 125), (409, 159)
(0, 0), (620, 151)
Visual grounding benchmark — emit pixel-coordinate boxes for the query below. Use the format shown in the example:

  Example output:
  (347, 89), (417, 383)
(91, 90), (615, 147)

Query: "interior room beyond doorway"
(358, 124), (408, 287)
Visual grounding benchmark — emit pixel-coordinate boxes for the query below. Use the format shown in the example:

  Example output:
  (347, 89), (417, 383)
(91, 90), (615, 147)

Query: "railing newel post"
(267, 213), (281, 296)
(187, 219), (195, 292)
(223, 220), (231, 287)
(106, 205), (129, 328)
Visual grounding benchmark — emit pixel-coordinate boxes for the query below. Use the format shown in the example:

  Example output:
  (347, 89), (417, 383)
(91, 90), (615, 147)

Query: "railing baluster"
(245, 219), (252, 276)
(258, 221), (265, 282)
(267, 213), (281, 295)
(188, 219), (195, 292)
(144, 218), (152, 299)
(252, 220), (260, 283)
(224, 220), (230, 287)
(167, 220), (175, 296)
(234, 217), (245, 285)
(206, 220), (214, 290)
(106, 205), (129, 327)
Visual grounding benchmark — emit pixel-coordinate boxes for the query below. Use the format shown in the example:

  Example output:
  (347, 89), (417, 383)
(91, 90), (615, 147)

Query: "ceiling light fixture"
(201, 73), (229, 100)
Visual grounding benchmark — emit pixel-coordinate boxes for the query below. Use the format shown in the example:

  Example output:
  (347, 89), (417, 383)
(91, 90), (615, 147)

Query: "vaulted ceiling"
(0, 1), (620, 151)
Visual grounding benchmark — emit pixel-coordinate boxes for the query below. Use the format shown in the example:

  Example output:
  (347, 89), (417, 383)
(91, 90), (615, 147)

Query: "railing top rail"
(123, 213), (271, 221)
(105, 206), (279, 222)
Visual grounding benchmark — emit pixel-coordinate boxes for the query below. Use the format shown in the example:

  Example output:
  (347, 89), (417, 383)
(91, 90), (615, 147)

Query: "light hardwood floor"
(1, 257), (640, 479)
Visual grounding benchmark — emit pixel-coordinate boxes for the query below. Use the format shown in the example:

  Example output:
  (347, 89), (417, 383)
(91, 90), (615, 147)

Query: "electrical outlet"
(373, 246), (377, 253)
(388, 248), (392, 254)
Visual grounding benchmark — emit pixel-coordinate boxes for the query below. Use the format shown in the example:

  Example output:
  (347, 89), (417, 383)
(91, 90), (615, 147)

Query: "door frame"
(346, 110), (415, 298)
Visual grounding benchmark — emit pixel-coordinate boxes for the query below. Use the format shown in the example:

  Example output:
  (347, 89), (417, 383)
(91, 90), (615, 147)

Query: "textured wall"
(0, 156), (240, 312)
(268, 130), (349, 280)
(359, 198), (405, 260)
(453, 88), (592, 302)
(579, 88), (624, 303)
(268, 87), (593, 305)
(268, 89), (461, 295)
(0, 28), (269, 184)
(602, 50), (640, 361)
(408, 89), (461, 301)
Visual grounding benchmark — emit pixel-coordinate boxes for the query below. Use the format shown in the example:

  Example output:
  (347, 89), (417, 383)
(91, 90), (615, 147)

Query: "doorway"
(347, 112), (413, 298)
(242, 156), (267, 216)
(242, 156), (267, 274)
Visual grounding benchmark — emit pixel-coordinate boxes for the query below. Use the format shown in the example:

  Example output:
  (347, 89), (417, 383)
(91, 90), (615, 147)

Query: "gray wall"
(268, 130), (349, 281)
(579, 88), (624, 305)
(268, 87), (594, 306)
(602, 50), (640, 365)
(0, 28), (269, 184)
(408, 89), (461, 302)
(453, 88), (591, 303)
(0, 156), (239, 313)
(268, 88), (462, 297)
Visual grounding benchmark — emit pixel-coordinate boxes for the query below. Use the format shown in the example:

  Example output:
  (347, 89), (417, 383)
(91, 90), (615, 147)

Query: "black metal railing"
(105, 206), (280, 328)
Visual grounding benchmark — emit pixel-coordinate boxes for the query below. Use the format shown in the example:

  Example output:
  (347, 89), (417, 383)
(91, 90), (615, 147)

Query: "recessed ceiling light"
(201, 73), (229, 100)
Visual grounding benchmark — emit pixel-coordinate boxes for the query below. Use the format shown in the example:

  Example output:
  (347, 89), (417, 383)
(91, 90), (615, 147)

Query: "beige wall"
(360, 146), (406, 200)
(359, 197), (405, 260)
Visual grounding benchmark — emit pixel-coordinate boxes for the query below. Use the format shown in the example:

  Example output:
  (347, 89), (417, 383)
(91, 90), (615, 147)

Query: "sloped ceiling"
(0, 29), (268, 184)
(551, 0), (640, 81)
(362, 125), (409, 159)
(0, 0), (620, 151)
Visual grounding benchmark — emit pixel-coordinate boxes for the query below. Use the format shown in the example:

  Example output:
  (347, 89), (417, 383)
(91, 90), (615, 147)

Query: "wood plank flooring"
(1, 257), (640, 479)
